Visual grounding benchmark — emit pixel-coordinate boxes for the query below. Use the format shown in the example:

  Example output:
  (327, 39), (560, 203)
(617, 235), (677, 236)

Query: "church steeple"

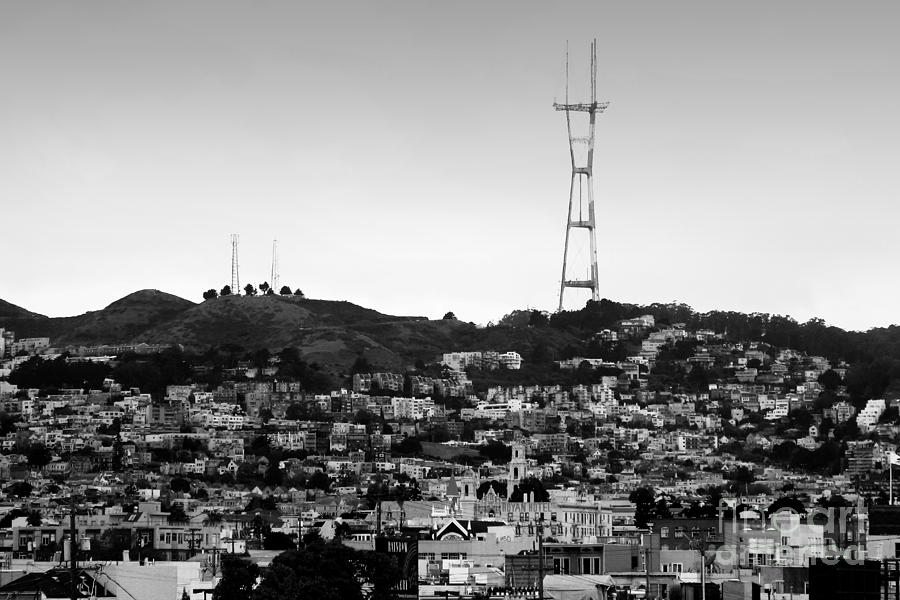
(507, 442), (527, 494)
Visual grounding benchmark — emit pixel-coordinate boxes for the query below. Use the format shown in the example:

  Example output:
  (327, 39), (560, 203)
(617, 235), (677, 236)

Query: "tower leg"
(558, 172), (576, 312)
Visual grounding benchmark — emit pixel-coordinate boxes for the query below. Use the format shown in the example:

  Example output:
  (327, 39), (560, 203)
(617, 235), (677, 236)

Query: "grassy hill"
(0, 299), (46, 320)
(0, 291), (519, 373)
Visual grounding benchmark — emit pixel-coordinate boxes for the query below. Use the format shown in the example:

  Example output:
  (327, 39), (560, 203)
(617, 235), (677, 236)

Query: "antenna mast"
(271, 239), (279, 293)
(230, 234), (240, 292)
(555, 39), (608, 311)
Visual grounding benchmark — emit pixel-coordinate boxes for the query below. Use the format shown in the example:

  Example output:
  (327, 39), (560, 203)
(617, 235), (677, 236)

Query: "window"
(781, 536), (790, 546)
(440, 552), (467, 561)
(551, 512), (557, 521)
(660, 527), (669, 538)
(674, 527), (685, 537)
(554, 558), (570, 574)
(420, 553), (436, 561)
(670, 563), (683, 573)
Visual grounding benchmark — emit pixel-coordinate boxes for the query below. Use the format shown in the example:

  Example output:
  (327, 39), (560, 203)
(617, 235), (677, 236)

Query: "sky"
(1, 1), (899, 331)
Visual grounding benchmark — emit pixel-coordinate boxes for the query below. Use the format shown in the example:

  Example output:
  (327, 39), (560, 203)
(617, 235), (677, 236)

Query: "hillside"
(0, 291), (489, 372)
(0, 298), (45, 320)
(57, 290), (197, 346)
(0, 290), (195, 347)
(139, 294), (409, 370)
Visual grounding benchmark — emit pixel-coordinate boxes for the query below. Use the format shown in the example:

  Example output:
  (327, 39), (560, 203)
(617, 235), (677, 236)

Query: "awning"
(543, 574), (616, 600)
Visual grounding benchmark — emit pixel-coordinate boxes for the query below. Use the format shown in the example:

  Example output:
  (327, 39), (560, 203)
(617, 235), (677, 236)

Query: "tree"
(393, 436), (422, 455)
(244, 283), (257, 296)
(766, 496), (807, 517)
(170, 477), (191, 493)
(528, 310), (549, 328)
(629, 486), (656, 528)
(220, 285), (232, 296)
(508, 477), (549, 502)
(5, 481), (33, 497)
(26, 511), (42, 527)
(213, 555), (260, 600)
(259, 282), (270, 295)
(818, 369), (842, 391)
(251, 541), (400, 600)
(442, 311), (456, 320)
(280, 285), (292, 295)
(294, 288), (305, 298)
(167, 504), (188, 523)
(27, 444), (52, 468)
(203, 289), (219, 300)
(307, 471), (331, 491)
(478, 440), (512, 464)
(263, 531), (296, 550)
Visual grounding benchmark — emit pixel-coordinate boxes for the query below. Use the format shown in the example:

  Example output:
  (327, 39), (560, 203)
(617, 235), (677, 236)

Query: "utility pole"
(689, 533), (709, 600)
(537, 519), (545, 600)
(69, 494), (78, 600)
(644, 547), (651, 600)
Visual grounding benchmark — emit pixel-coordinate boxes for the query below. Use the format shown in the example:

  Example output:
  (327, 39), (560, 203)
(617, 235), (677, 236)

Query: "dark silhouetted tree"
(818, 369), (842, 391)
(244, 284), (257, 296)
(213, 555), (260, 600)
(27, 444), (52, 468)
(529, 310), (549, 328)
(629, 486), (656, 528)
(220, 285), (232, 296)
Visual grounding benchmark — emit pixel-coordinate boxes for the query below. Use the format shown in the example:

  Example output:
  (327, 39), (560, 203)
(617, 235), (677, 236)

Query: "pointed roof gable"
(433, 517), (471, 540)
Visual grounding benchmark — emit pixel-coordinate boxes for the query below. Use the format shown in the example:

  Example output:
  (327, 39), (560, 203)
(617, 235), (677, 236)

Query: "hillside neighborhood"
(1, 294), (899, 599)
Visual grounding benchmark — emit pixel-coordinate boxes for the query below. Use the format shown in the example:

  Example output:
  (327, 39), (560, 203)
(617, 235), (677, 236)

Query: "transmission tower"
(230, 234), (240, 292)
(270, 239), (279, 293)
(555, 39), (609, 312)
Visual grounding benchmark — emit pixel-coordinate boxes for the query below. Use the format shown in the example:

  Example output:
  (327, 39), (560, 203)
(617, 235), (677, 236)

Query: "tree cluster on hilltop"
(203, 285), (304, 300)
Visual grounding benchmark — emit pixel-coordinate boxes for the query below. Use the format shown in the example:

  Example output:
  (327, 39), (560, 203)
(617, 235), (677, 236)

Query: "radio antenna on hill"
(231, 233), (241, 292)
(555, 39), (609, 311)
(271, 239), (279, 293)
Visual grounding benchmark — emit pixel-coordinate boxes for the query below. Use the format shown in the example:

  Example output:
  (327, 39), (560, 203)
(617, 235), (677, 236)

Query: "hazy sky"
(2, 1), (899, 330)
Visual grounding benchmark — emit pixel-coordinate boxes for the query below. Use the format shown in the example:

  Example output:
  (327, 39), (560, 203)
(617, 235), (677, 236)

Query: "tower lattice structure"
(555, 40), (609, 311)
(230, 233), (240, 293)
(270, 239), (279, 293)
